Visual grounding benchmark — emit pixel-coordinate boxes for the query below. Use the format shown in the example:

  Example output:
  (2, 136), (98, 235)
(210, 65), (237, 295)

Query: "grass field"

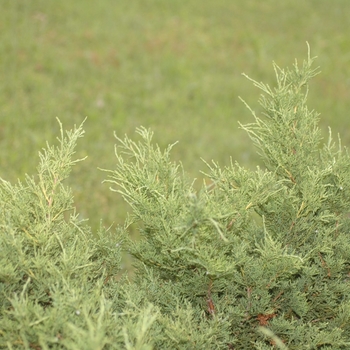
(1, 0), (350, 232)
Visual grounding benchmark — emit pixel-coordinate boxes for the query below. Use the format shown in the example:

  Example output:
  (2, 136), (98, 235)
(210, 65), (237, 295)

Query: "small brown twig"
(206, 279), (215, 317)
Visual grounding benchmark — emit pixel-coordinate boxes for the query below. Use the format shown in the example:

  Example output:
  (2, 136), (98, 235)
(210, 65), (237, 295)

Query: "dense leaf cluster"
(2, 52), (350, 349)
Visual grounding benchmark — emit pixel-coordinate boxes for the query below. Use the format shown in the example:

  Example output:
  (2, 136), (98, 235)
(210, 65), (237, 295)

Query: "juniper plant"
(0, 121), (156, 349)
(2, 50), (350, 349)
(105, 49), (350, 349)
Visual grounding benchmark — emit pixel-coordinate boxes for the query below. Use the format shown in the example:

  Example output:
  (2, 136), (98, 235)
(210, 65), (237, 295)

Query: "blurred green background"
(1, 0), (350, 232)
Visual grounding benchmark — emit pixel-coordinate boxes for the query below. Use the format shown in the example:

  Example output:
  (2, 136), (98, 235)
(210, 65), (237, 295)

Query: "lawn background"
(1, 0), (350, 233)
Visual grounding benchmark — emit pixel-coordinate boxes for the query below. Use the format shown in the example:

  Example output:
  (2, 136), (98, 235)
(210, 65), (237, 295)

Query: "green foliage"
(2, 52), (350, 349)
(104, 51), (350, 348)
(0, 122), (156, 349)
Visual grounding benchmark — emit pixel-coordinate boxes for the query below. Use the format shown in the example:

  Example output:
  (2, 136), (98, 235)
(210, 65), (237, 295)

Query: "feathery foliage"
(104, 49), (350, 349)
(2, 51), (350, 349)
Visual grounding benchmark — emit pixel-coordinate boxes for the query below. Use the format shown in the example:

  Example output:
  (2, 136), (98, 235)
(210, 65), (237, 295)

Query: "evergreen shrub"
(1, 51), (350, 349)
